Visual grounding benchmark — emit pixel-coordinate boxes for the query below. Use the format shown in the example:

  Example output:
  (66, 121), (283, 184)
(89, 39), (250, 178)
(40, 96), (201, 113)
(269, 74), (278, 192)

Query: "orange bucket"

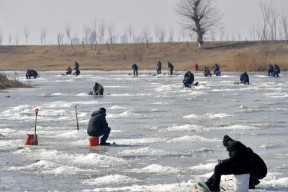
(25, 134), (38, 145)
(89, 137), (99, 146)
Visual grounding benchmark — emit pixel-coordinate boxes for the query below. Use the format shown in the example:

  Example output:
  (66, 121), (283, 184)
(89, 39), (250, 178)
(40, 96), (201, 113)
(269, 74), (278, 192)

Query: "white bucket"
(233, 174), (250, 192)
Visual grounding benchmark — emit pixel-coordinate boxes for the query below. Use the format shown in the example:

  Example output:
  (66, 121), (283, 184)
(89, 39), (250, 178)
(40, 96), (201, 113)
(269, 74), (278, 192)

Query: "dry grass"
(0, 73), (32, 89)
(0, 41), (288, 72)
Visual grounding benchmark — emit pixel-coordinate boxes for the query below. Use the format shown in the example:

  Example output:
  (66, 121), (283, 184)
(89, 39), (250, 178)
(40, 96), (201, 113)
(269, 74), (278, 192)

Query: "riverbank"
(0, 73), (31, 89)
(0, 41), (287, 72)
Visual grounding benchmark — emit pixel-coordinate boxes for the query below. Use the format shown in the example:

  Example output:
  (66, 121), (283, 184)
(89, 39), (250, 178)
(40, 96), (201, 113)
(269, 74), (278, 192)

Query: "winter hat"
(223, 135), (234, 147)
(99, 107), (106, 113)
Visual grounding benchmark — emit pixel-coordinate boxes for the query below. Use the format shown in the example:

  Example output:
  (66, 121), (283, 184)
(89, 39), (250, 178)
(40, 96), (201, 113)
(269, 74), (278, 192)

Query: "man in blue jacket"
(273, 64), (280, 77)
(240, 71), (249, 84)
(87, 108), (111, 145)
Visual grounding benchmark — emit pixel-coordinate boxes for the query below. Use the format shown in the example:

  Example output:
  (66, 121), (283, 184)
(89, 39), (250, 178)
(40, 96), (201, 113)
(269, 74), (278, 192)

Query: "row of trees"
(176, 0), (288, 48)
(0, 0), (287, 49)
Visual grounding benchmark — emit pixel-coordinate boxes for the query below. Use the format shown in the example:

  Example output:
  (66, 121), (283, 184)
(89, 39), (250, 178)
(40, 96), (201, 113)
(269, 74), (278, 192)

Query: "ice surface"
(0, 71), (287, 191)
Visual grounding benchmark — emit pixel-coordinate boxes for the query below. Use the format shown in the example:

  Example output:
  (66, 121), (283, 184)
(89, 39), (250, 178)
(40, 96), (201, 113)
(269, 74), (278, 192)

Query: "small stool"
(233, 174), (250, 192)
(89, 137), (99, 146)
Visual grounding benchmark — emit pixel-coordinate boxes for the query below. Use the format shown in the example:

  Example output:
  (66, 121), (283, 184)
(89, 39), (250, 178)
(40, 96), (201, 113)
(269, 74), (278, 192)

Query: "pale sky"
(0, 0), (288, 45)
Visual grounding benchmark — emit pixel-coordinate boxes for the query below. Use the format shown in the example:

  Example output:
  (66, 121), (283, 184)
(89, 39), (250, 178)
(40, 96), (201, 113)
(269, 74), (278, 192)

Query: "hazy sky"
(0, 0), (288, 45)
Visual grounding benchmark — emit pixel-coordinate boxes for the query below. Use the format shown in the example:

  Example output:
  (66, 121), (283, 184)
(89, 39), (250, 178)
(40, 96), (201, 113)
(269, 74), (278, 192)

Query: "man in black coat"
(93, 82), (104, 95)
(267, 64), (274, 76)
(168, 62), (174, 75)
(183, 71), (194, 87)
(273, 64), (280, 77)
(247, 147), (267, 189)
(205, 135), (251, 191)
(157, 59), (162, 75)
(132, 63), (138, 76)
(87, 108), (111, 145)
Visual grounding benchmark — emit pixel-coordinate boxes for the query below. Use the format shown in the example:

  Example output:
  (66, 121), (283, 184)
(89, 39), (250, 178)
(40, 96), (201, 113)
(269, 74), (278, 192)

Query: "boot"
(100, 142), (110, 146)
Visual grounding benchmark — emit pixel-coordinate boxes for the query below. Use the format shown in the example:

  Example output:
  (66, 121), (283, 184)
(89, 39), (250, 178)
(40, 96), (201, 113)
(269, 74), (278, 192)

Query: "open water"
(0, 71), (287, 191)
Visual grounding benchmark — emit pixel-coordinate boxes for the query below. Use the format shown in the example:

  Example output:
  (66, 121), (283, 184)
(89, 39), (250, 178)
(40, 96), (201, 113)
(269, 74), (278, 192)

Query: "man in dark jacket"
(183, 71), (194, 87)
(273, 64), (280, 77)
(205, 135), (251, 191)
(132, 63), (138, 76)
(74, 61), (80, 76)
(240, 71), (249, 84)
(87, 108), (111, 145)
(214, 64), (221, 76)
(203, 66), (211, 77)
(93, 82), (104, 95)
(267, 64), (274, 76)
(157, 59), (162, 75)
(247, 147), (267, 189)
(168, 62), (174, 75)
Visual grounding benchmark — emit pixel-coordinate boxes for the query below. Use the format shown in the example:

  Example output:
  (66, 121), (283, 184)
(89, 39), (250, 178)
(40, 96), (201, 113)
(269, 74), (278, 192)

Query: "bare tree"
(141, 26), (150, 54)
(107, 23), (115, 45)
(280, 10), (288, 42)
(98, 19), (106, 44)
(122, 29), (129, 43)
(65, 23), (74, 53)
(159, 27), (166, 42)
(83, 24), (91, 46)
(154, 25), (161, 42)
(134, 43), (145, 63)
(0, 31), (3, 45)
(57, 32), (64, 54)
(91, 18), (99, 55)
(9, 35), (12, 45)
(127, 23), (135, 43)
(219, 27), (225, 41)
(270, 8), (278, 41)
(40, 28), (47, 45)
(176, 0), (222, 48)
(168, 27), (174, 42)
(82, 24), (91, 55)
(259, 1), (274, 41)
(14, 35), (19, 45)
(24, 26), (30, 45)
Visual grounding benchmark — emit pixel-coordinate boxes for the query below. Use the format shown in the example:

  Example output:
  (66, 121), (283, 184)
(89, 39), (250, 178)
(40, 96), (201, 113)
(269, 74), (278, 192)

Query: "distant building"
(71, 37), (80, 44)
(120, 35), (128, 43)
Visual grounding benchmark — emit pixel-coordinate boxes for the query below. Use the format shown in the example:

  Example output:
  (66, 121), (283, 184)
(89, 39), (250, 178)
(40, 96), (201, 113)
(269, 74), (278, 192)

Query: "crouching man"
(87, 108), (111, 146)
(205, 135), (251, 191)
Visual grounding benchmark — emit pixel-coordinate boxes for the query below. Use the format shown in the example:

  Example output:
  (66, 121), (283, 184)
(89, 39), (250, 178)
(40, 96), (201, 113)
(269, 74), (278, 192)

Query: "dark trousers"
(88, 127), (111, 143)
(157, 68), (161, 74)
(207, 163), (247, 187)
(273, 71), (279, 77)
(169, 68), (173, 75)
(133, 69), (138, 76)
(99, 127), (111, 143)
(95, 89), (104, 95)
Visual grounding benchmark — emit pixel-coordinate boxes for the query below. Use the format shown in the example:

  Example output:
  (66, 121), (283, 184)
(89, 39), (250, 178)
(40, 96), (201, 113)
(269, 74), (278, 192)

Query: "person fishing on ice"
(87, 108), (111, 146)
(203, 135), (267, 191)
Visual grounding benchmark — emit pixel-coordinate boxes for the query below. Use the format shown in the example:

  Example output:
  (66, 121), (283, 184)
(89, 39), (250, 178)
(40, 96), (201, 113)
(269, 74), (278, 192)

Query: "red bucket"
(25, 134), (38, 145)
(89, 137), (99, 146)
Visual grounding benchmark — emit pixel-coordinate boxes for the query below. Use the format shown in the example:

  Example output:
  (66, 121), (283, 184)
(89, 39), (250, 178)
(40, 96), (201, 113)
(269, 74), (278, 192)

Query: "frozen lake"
(0, 71), (287, 191)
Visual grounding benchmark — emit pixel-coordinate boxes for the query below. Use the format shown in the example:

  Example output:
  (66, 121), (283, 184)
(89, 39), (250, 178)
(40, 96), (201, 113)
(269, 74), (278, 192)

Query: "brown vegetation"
(0, 41), (287, 72)
(0, 73), (32, 89)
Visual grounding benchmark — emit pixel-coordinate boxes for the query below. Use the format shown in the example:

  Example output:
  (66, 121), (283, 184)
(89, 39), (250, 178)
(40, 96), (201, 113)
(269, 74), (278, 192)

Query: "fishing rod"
(74, 105), (79, 130)
(34, 108), (39, 145)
